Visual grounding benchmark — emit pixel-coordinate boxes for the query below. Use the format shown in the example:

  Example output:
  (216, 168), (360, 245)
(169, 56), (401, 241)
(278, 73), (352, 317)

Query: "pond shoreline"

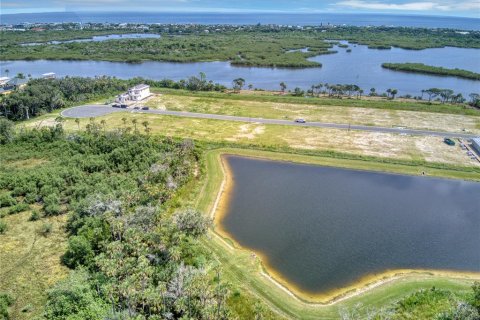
(204, 148), (480, 304)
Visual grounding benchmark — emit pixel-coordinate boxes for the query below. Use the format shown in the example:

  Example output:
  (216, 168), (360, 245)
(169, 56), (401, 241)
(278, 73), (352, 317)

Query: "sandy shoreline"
(208, 151), (480, 305)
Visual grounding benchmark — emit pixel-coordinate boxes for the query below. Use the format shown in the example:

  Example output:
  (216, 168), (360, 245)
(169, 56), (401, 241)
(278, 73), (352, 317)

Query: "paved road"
(62, 105), (479, 139)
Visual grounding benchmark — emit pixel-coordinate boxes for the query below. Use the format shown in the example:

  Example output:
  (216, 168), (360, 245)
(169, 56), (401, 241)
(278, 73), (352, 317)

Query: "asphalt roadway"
(61, 105), (479, 139)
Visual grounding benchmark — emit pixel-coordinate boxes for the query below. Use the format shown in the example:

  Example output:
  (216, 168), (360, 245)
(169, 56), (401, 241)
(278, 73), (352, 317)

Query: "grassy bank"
(192, 147), (480, 318)
(382, 63), (480, 80)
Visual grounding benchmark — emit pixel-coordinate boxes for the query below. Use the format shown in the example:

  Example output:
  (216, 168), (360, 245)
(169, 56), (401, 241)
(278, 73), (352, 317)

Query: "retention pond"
(218, 156), (480, 296)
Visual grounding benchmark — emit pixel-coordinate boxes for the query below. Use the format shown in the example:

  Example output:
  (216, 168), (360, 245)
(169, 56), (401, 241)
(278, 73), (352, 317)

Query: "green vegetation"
(382, 62), (480, 80)
(153, 88), (480, 116)
(2, 26), (480, 67)
(0, 125), (237, 319)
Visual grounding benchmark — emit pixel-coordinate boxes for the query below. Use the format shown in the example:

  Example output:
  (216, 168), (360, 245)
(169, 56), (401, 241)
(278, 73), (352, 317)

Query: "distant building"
(116, 84), (151, 103)
(42, 72), (56, 79)
(472, 138), (480, 155)
(0, 77), (28, 95)
(0, 77), (10, 86)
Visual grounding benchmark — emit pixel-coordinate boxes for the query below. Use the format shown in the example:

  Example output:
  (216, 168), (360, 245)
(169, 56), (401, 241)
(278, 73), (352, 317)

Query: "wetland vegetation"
(382, 62), (480, 80)
(2, 25), (480, 67)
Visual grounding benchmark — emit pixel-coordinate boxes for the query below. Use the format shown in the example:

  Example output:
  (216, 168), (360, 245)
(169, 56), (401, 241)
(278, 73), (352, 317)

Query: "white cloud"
(335, 0), (480, 12)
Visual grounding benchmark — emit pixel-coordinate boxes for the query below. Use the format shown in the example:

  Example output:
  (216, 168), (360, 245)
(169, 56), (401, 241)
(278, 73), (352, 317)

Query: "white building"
(116, 84), (151, 104)
(128, 84), (150, 101)
(42, 72), (56, 79)
(472, 138), (480, 155)
(0, 77), (10, 86)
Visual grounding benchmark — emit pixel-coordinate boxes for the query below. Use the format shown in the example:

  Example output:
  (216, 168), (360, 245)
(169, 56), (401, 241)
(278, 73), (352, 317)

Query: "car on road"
(133, 107), (140, 110)
(112, 104), (120, 108)
(141, 106), (149, 110)
(294, 118), (306, 123)
(120, 104), (128, 108)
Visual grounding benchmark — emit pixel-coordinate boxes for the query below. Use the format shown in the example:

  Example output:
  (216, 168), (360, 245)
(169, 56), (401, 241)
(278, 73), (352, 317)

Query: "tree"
(369, 87), (376, 96)
(424, 88), (441, 102)
(131, 119), (138, 132)
(232, 78), (245, 93)
(0, 118), (15, 144)
(173, 209), (211, 237)
(43, 270), (109, 319)
(390, 89), (398, 99)
(4, 69), (9, 77)
(293, 87), (304, 97)
(16, 73), (25, 79)
(142, 120), (149, 133)
(469, 93), (480, 107)
(121, 117), (127, 127)
(280, 82), (287, 93)
(75, 118), (80, 130)
(100, 119), (106, 133)
(439, 89), (454, 104)
(248, 84), (253, 90)
(62, 236), (94, 268)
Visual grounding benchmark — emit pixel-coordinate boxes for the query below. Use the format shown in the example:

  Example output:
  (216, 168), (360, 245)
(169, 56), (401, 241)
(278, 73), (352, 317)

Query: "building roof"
(0, 77), (9, 82)
(6, 78), (28, 86)
(472, 137), (480, 145)
(131, 84), (149, 90)
(42, 72), (56, 76)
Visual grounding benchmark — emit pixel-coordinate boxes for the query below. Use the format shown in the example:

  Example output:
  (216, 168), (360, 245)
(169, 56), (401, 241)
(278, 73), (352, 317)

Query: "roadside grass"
(0, 210), (69, 320)
(189, 148), (480, 319)
(146, 93), (480, 134)
(152, 88), (480, 116)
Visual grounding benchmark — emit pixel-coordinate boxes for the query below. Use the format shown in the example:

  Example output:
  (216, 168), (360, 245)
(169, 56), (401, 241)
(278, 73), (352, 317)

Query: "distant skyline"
(1, 1), (480, 18)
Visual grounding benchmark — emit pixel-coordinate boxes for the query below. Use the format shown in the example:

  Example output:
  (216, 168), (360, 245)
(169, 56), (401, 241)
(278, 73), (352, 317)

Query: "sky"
(1, 0), (480, 18)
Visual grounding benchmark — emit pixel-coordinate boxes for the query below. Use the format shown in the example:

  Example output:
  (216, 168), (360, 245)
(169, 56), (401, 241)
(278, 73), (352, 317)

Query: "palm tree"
(75, 118), (80, 130)
(4, 69), (9, 78)
(89, 117), (95, 123)
(248, 84), (253, 90)
(121, 117), (127, 127)
(391, 89), (398, 99)
(142, 121), (149, 133)
(280, 82), (287, 94)
(232, 78), (245, 93)
(100, 119), (106, 133)
(132, 119), (138, 132)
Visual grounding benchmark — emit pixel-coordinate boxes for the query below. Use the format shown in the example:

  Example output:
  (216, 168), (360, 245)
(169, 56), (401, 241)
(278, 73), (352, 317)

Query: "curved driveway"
(61, 105), (125, 118)
(61, 105), (478, 139)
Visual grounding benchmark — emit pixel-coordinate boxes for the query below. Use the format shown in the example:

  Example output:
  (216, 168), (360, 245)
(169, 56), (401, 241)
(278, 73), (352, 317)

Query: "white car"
(294, 118), (306, 123)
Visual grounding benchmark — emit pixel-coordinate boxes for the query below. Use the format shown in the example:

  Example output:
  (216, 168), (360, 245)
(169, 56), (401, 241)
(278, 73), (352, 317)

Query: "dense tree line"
(382, 63), (480, 80)
(0, 76), (226, 121)
(0, 125), (231, 319)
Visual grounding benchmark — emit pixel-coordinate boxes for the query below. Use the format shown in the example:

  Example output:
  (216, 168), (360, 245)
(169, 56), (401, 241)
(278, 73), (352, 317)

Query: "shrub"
(173, 209), (211, 237)
(0, 220), (7, 234)
(0, 118), (15, 145)
(0, 193), (16, 208)
(39, 222), (52, 237)
(0, 293), (14, 319)
(29, 210), (40, 221)
(7, 203), (30, 215)
(62, 235), (94, 268)
(43, 270), (109, 320)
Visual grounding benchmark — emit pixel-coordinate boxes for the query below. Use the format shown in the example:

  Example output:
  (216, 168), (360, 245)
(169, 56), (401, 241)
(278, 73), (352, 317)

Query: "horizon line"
(1, 10), (479, 20)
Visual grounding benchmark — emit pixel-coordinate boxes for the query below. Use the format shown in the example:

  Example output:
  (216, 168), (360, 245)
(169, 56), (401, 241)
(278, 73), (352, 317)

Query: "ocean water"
(1, 12), (479, 30)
